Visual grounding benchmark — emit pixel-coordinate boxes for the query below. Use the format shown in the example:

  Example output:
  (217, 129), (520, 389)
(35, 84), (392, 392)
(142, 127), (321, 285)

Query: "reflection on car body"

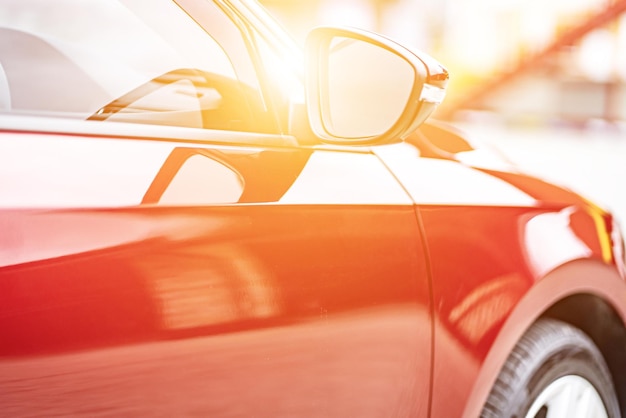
(1, 0), (626, 417)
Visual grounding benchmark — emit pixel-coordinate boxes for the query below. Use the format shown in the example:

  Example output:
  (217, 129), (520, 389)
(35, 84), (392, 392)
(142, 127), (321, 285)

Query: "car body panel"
(377, 140), (625, 417)
(0, 127), (432, 416)
(1, 0), (625, 416)
(420, 206), (621, 418)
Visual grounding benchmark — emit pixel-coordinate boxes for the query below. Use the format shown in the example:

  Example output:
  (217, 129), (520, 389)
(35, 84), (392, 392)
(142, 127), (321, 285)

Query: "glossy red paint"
(1, 0), (625, 416)
(0, 131), (432, 416)
(3, 126), (623, 417)
(377, 139), (626, 417)
(419, 205), (610, 417)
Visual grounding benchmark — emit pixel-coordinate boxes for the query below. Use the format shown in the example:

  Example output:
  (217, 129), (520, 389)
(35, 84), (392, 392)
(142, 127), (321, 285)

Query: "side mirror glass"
(325, 37), (413, 138)
(305, 27), (448, 145)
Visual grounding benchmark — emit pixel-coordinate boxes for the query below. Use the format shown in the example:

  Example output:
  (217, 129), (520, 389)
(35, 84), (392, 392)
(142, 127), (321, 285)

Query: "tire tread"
(480, 318), (619, 418)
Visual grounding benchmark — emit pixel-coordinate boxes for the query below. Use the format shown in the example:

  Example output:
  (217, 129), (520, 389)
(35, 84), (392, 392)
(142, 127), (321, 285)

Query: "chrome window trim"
(0, 114), (297, 148)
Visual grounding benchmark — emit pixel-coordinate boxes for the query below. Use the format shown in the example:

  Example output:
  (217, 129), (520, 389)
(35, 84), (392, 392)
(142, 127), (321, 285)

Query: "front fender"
(461, 259), (626, 418)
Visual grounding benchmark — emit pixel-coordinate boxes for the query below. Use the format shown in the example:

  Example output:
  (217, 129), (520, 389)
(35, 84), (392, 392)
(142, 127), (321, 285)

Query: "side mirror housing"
(305, 26), (448, 145)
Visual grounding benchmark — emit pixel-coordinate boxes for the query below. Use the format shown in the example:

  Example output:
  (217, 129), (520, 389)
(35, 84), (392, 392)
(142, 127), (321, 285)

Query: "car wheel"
(481, 318), (621, 418)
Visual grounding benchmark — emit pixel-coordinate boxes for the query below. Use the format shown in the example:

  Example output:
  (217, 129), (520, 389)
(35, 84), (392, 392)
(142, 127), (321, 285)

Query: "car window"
(0, 0), (277, 133)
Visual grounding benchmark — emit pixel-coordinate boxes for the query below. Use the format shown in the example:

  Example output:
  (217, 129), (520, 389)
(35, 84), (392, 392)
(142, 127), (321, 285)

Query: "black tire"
(481, 318), (621, 418)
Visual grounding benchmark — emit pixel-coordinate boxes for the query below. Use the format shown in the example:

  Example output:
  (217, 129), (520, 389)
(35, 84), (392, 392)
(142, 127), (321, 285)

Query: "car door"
(0, 1), (432, 416)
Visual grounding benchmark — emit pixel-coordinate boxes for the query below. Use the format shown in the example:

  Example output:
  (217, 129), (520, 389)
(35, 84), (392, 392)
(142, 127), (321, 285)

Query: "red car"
(1, 1), (625, 417)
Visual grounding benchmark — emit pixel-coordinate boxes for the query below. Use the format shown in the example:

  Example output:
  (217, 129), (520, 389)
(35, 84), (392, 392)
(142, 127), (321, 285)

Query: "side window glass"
(0, 0), (276, 133)
(158, 154), (244, 205)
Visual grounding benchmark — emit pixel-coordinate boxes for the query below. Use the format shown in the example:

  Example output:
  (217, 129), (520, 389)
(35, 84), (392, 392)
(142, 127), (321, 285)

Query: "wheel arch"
(462, 259), (626, 418)
(542, 293), (626, 417)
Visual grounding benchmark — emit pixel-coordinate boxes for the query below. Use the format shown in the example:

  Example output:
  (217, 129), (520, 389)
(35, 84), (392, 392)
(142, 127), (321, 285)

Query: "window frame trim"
(0, 114), (297, 148)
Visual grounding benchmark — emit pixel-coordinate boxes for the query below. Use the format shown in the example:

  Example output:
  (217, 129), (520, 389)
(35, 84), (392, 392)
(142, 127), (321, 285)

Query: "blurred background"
(261, 0), (626, 224)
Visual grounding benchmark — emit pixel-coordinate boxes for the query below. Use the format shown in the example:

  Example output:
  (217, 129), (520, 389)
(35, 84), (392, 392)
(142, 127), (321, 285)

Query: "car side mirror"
(305, 27), (448, 145)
